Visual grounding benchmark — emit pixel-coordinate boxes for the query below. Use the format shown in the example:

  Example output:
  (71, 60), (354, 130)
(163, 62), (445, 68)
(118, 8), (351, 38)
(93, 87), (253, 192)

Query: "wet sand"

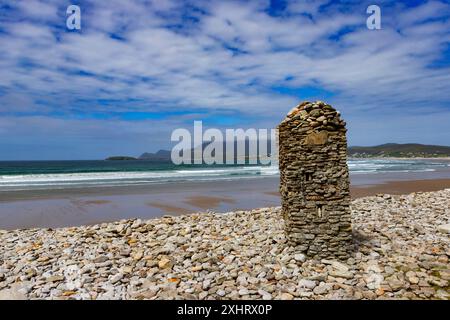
(350, 178), (450, 198)
(267, 179), (450, 198)
(147, 196), (236, 215)
(146, 202), (192, 215)
(1, 169), (450, 230)
(0, 178), (282, 229)
(184, 195), (236, 209)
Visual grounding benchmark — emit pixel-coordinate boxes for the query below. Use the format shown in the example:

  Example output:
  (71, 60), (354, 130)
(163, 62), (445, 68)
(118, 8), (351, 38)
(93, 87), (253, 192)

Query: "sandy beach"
(0, 189), (448, 300)
(2, 166), (450, 229)
(1, 163), (450, 300)
(350, 178), (450, 198)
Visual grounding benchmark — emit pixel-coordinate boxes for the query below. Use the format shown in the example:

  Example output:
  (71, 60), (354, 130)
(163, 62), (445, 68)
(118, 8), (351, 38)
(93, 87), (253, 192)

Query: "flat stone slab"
(437, 224), (450, 234)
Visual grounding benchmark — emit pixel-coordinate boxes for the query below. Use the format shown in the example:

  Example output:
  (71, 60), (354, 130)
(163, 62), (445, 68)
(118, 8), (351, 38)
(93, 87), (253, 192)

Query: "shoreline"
(0, 188), (448, 300)
(2, 173), (450, 230)
(347, 156), (450, 160)
(350, 178), (450, 198)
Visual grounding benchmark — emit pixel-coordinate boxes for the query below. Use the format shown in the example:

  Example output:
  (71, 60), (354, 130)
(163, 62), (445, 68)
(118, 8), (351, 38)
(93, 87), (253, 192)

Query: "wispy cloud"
(0, 0), (449, 159)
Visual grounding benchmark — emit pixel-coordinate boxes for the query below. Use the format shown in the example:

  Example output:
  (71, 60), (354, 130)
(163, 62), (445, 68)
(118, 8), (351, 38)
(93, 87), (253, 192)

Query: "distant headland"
(347, 143), (450, 158)
(105, 156), (137, 161)
(105, 143), (450, 160)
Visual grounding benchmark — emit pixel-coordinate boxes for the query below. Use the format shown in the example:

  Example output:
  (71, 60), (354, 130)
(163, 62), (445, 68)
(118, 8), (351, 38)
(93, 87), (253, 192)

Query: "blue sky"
(0, 0), (450, 160)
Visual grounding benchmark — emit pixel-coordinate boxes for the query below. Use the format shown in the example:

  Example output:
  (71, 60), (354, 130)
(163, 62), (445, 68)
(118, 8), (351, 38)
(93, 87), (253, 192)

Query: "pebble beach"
(0, 189), (449, 300)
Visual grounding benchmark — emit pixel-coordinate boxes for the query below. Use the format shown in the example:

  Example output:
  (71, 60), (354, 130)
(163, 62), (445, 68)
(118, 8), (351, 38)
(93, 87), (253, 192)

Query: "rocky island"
(105, 156), (138, 161)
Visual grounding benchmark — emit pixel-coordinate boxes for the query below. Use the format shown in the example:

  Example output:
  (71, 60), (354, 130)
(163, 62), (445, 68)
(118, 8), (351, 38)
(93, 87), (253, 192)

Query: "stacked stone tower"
(278, 101), (352, 260)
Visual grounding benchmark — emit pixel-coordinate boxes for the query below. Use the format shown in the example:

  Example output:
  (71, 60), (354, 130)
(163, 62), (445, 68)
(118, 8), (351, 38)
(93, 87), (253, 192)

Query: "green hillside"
(348, 143), (450, 158)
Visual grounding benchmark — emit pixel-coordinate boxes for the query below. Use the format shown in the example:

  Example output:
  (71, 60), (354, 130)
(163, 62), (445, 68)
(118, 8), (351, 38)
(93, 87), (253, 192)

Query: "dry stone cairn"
(278, 101), (353, 260)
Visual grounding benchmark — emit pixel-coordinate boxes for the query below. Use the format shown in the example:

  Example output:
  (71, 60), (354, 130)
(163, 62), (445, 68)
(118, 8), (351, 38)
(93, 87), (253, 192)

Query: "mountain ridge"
(347, 143), (450, 158)
(106, 143), (450, 160)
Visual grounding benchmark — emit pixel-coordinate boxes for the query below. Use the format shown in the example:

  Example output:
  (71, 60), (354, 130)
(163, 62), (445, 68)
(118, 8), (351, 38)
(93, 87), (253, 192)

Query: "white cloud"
(396, 0), (450, 27)
(0, 0), (449, 157)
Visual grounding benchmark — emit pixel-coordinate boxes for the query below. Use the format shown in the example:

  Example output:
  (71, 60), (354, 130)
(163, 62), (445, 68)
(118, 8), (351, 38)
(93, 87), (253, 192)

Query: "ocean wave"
(0, 159), (448, 191)
(0, 166), (280, 189)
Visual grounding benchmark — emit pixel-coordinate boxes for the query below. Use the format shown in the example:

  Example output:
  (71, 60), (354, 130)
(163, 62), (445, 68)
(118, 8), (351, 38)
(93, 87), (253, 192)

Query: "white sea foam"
(0, 166), (277, 190)
(0, 159), (448, 191)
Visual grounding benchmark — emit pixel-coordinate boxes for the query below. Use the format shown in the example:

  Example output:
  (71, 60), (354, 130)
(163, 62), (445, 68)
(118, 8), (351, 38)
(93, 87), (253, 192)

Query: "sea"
(0, 158), (449, 192)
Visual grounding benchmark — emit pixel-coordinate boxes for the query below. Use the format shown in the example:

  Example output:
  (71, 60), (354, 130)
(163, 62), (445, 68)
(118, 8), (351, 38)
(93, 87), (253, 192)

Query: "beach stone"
(294, 253), (306, 263)
(329, 270), (353, 279)
(46, 275), (65, 283)
(386, 276), (404, 291)
(313, 283), (332, 295)
(0, 282), (31, 300)
(437, 224), (450, 234)
(199, 291), (208, 300)
(279, 292), (294, 300)
(110, 273), (123, 284)
(216, 289), (226, 297)
(140, 289), (158, 299)
(93, 256), (109, 263)
(158, 257), (173, 269)
(364, 273), (384, 290)
(132, 250), (144, 261)
(309, 109), (321, 118)
(0, 187), (449, 300)
(191, 265), (202, 272)
(298, 279), (316, 289)
(0, 287), (27, 300)
(238, 288), (249, 296)
(330, 261), (350, 272)
(258, 289), (272, 300)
